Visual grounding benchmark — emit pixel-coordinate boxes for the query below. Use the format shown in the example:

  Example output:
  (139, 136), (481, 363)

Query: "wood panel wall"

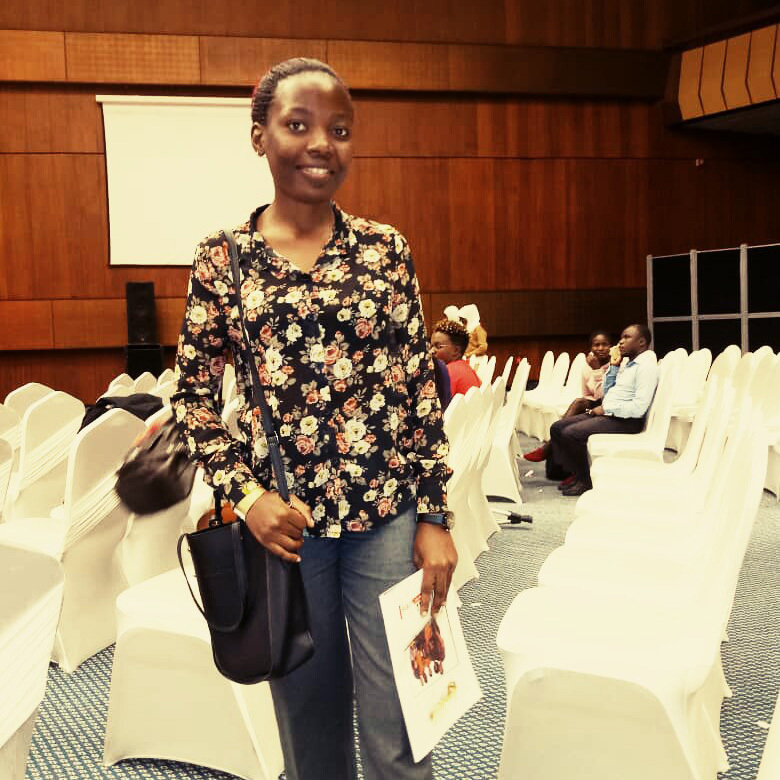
(2, 0), (780, 402)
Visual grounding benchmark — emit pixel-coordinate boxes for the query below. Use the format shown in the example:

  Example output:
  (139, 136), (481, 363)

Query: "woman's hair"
(251, 58), (349, 126)
(433, 318), (469, 355)
(589, 330), (611, 345)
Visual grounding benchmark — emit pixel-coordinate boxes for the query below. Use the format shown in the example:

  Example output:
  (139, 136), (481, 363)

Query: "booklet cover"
(379, 570), (482, 762)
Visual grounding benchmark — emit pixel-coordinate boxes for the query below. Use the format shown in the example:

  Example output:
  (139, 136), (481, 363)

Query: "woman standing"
(172, 58), (456, 780)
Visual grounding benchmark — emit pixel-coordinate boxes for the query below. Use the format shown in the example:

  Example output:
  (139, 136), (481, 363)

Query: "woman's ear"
(250, 122), (265, 157)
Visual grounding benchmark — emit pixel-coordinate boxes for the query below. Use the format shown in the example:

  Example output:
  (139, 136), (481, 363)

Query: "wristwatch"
(417, 511), (455, 531)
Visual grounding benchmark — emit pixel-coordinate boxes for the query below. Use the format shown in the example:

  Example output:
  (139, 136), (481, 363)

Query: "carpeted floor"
(25, 441), (780, 779)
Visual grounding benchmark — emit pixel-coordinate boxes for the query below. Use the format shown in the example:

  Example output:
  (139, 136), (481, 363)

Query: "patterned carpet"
(25, 446), (780, 779)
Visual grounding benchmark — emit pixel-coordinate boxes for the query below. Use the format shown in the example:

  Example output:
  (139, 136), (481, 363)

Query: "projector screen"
(98, 95), (275, 266)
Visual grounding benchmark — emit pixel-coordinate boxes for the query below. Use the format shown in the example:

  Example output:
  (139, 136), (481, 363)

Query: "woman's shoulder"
(196, 219), (251, 252)
(338, 207), (408, 254)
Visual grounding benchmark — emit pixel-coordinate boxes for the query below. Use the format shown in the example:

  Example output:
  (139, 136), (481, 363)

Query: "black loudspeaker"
(126, 282), (158, 344)
(125, 344), (164, 379)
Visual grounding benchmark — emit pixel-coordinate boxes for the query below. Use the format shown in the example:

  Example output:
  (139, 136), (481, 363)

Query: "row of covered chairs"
(495, 343), (771, 777)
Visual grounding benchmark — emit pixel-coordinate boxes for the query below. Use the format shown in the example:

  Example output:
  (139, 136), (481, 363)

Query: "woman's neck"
(260, 199), (334, 239)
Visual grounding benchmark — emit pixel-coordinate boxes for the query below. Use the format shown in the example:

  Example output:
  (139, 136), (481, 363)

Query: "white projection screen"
(98, 95), (275, 266)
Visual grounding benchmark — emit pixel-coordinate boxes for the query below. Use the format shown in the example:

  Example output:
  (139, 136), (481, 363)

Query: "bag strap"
(223, 228), (290, 504)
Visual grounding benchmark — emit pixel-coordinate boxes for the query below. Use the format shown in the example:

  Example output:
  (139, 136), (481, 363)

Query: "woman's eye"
(332, 126), (350, 139)
(288, 120), (306, 132)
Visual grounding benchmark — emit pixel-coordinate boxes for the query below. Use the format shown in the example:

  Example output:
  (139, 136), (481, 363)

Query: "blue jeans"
(269, 508), (432, 780)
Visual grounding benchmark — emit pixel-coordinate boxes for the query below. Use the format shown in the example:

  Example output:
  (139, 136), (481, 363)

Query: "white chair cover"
(104, 568), (284, 780)
(3, 383), (54, 419)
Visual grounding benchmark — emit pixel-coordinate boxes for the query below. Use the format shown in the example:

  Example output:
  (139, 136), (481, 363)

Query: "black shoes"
(561, 480), (591, 497)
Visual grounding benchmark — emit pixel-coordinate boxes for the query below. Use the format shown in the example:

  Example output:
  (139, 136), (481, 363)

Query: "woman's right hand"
(585, 351), (600, 370)
(245, 491), (314, 563)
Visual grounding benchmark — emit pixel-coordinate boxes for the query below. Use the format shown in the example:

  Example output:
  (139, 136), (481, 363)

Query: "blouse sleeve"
(170, 237), (264, 508)
(390, 235), (451, 514)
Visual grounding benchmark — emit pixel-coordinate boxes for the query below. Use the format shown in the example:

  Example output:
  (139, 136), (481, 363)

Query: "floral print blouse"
(172, 204), (450, 537)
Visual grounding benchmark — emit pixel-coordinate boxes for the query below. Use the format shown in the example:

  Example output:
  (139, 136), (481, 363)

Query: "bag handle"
(223, 228), (290, 504)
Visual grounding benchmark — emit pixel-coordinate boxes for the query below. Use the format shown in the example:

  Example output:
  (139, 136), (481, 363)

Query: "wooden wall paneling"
(678, 47), (705, 118)
(51, 296), (186, 348)
(747, 25), (779, 103)
(647, 158), (780, 256)
(0, 87), (103, 153)
(0, 348), (128, 404)
(64, 33), (200, 84)
(0, 31), (66, 82)
(353, 96), (477, 158)
(0, 0), (503, 46)
(443, 159), (497, 294)
(52, 299), (125, 347)
(199, 37), (327, 85)
(428, 289), (646, 340)
(723, 33), (753, 108)
(0, 155), (107, 300)
(699, 40), (728, 113)
(0, 301), (53, 350)
(328, 41), (451, 92)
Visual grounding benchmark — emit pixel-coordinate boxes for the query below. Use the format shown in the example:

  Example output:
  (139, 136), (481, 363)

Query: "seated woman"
(431, 319), (482, 396)
(523, 330), (612, 462)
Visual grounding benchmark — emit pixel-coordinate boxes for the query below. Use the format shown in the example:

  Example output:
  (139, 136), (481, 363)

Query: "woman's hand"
(585, 351), (600, 370)
(245, 491), (314, 563)
(413, 523), (458, 615)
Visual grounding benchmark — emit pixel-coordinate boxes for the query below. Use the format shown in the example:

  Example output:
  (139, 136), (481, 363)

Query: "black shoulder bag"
(176, 227), (314, 684)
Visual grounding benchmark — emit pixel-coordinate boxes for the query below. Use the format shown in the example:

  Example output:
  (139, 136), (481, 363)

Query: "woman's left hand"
(413, 523), (458, 615)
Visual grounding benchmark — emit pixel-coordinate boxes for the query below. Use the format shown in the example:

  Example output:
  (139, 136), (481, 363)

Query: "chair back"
(152, 380), (176, 405)
(17, 392), (85, 493)
(500, 355), (514, 387)
(535, 351), (555, 389)
(746, 350), (776, 410)
(730, 352), (755, 404)
(706, 344), (741, 385)
(4, 382), (54, 418)
(133, 372), (157, 394)
(63, 408), (145, 549)
(752, 344), (774, 364)
(673, 348), (712, 407)
(110, 372), (134, 387)
(105, 382), (133, 398)
(672, 377), (722, 474)
(0, 404), (21, 452)
(157, 368), (175, 385)
(548, 352), (570, 393)
(563, 353), (586, 395)
(0, 439), (13, 519)
(761, 356), (780, 426)
(643, 349), (679, 439)
(476, 355), (496, 385)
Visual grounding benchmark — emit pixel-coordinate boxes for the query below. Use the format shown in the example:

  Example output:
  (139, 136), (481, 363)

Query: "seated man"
(549, 323), (658, 496)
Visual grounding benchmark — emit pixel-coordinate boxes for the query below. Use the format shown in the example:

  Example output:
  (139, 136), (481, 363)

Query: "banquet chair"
(104, 568), (284, 780)
(587, 348), (680, 463)
(0, 404), (21, 453)
(516, 350), (554, 435)
(706, 344), (741, 384)
(537, 351), (587, 440)
(3, 383), (54, 419)
(475, 354), (496, 385)
(483, 359), (530, 504)
(0, 440), (13, 523)
(526, 351), (570, 442)
(499, 355), (514, 387)
(665, 348), (712, 452)
(157, 367), (175, 385)
(104, 381), (133, 398)
(0, 408), (146, 672)
(763, 358), (780, 498)
(497, 404), (766, 780)
(110, 372), (134, 387)
(465, 376), (507, 542)
(0, 546), (64, 780)
(132, 371), (157, 393)
(150, 379), (176, 405)
(6, 392), (85, 522)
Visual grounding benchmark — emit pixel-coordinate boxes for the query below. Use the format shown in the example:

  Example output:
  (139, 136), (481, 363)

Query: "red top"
(447, 359), (482, 396)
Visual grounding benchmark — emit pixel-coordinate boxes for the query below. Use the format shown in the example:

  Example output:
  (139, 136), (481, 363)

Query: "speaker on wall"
(126, 281), (158, 344)
(125, 344), (165, 379)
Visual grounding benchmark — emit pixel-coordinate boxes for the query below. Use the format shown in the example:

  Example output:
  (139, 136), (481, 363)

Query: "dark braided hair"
(433, 318), (469, 356)
(251, 58), (349, 126)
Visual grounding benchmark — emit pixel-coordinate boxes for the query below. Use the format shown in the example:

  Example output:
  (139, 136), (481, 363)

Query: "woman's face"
(431, 331), (461, 364)
(590, 333), (611, 364)
(251, 71), (354, 206)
